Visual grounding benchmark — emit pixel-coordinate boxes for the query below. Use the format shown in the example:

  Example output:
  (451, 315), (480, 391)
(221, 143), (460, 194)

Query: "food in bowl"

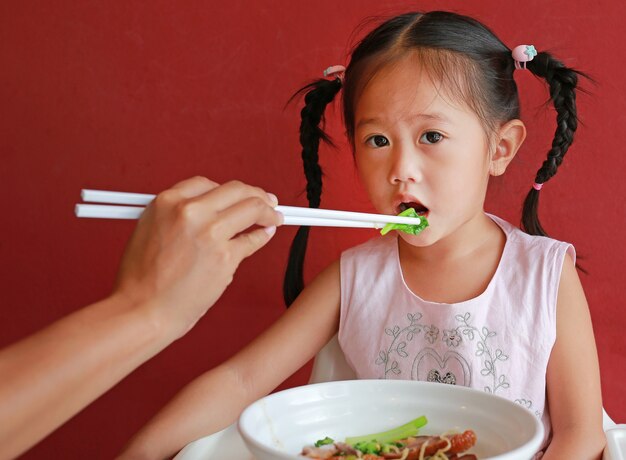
(238, 380), (544, 460)
(301, 415), (477, 459)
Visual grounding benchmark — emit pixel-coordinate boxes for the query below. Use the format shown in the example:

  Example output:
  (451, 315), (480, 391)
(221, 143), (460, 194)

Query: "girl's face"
(354, 56), (493, 248)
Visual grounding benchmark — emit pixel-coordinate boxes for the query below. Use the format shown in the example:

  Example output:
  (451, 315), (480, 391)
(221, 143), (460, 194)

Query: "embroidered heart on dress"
(412, 348), (472, 387)
(427, 369), (457, 385)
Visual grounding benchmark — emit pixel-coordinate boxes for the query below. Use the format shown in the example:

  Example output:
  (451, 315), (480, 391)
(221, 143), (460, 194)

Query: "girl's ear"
(489, 119), (527, 176)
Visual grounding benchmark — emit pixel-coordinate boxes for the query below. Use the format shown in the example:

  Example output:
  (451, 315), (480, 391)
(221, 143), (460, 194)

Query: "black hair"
(521, 53), (583, 236)
(283, 78), (343, 306)
(284, 10), (586, 307)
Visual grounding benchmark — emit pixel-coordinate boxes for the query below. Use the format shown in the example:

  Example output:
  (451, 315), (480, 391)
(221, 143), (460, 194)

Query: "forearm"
(542, 429), (606, 460)
(0, 294), (173, 458)
(119, 364), (250, 460)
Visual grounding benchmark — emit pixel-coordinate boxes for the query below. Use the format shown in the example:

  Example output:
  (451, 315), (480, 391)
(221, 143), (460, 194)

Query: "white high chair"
(310, 335), (626, 460)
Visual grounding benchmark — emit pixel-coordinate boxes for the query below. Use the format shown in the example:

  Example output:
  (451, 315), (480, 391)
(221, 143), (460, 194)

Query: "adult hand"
(0, 176), (282, 459)
(113, 176), (283, 338)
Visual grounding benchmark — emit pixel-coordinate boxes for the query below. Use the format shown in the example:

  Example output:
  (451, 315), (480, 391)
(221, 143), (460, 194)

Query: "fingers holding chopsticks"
(211, 192), (282, 235)
(148, 178), (282, 235)
(167, 176), (220, 198)
(113, 177), (283, 338)
(199, 182), (284, 262)
(214, 195), (285, 259)
(190, 179), (278, 213)
(165, 178), (284, 254)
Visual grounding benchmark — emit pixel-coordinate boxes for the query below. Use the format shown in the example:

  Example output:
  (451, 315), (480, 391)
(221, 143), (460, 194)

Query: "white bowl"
(238, 380), (543, 460)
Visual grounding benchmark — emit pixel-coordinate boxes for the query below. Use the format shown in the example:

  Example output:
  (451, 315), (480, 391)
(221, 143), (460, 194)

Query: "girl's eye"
(366, 135), (390, 148)
(420, 131), (443, 144)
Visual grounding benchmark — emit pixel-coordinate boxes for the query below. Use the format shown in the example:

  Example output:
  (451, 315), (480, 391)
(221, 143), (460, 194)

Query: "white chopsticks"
(75, 189), (421, 229)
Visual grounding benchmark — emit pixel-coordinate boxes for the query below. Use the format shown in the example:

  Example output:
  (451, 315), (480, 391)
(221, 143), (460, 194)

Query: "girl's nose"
(387, 145), (422, 184)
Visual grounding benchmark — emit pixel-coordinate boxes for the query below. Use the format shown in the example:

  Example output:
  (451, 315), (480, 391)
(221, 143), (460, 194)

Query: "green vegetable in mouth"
(380, 208), (429, 236)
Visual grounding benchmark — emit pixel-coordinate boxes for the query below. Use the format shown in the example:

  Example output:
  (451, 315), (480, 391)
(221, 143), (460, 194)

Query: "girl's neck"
(398, 212), (502, 265)
(397, 212), (507, 303)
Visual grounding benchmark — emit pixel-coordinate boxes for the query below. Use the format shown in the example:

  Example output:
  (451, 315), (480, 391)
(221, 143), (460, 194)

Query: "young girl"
(121, 11), (605, 459)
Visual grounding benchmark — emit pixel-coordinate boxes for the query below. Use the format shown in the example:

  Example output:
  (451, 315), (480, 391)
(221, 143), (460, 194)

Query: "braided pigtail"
(283, 77), (342, 307)
(521, 52), (584, 237)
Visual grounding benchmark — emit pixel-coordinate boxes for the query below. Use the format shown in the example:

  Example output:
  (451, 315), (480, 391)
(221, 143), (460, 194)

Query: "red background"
(1, 1), (624, 458)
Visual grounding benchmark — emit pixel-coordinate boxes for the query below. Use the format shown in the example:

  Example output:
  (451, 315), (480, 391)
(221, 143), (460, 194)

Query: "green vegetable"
(353, 440), (381, 454)
(314, 436), (334, 447)
(380, 208), (429, 236)
(350, 440), (405, 456)
(345, 415), (428, 445)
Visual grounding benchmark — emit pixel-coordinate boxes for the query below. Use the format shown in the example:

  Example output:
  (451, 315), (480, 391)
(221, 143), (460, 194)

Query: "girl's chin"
(396, 229), (432, 247)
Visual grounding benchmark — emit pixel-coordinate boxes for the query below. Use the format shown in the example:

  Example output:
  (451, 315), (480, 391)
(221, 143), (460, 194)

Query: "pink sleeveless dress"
(338, 214), (574, 453)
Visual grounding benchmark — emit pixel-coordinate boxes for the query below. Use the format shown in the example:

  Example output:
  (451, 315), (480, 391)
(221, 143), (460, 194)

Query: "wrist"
(110, 283), (206, 343)
(104, 290), (179, 350)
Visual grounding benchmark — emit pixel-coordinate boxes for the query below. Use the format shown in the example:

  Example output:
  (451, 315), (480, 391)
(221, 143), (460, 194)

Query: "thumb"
(231, 226), (277, 262)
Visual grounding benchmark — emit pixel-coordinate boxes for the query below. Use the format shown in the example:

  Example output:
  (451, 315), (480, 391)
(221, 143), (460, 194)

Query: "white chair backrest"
(309, 334), (355, 384)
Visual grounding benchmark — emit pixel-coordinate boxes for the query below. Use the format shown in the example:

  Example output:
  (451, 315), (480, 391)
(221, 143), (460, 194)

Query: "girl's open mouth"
(397, 201), (429, 216)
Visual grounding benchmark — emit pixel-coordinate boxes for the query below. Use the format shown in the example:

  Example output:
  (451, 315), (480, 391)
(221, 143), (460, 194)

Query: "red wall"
(2, 1), (624, 457)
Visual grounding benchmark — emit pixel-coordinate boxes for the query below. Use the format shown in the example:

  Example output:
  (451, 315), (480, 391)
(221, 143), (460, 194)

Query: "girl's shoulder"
(340, 235), (399, 278)
(488, 213), (576, 265)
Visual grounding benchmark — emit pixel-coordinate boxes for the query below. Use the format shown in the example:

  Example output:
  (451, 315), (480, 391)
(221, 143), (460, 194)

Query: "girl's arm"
(118, 260), (342, 460)
(542, 254), (606, 460)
